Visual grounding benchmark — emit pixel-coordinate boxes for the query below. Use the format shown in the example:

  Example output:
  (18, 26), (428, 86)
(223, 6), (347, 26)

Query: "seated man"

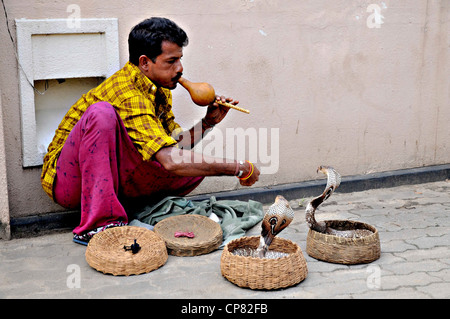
(41, 17), (260, 244)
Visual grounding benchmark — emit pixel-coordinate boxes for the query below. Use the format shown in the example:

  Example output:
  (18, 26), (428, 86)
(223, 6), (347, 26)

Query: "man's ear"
(138, 55), (151, 72)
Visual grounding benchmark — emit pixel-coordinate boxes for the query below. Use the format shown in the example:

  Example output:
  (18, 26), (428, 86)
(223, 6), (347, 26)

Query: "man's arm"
(175, 95), (238, 149)
(174, 118), (215, 150)
(156, 95), (260, 186)
(154, 147), (260, 186)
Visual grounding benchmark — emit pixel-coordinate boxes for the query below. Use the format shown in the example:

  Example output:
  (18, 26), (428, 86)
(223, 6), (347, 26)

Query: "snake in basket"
(256, 195), (295, 258)
(305, 165), (373, 238)
(231, 195), (294, 259)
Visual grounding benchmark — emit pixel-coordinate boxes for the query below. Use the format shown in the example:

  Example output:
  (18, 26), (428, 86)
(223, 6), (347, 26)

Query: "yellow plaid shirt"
(41, 61), (182, 198)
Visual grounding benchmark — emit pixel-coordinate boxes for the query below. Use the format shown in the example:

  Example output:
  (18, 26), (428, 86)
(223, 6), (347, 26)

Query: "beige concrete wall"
(0, 0), (449, 220)
(0, 90), (11, 239)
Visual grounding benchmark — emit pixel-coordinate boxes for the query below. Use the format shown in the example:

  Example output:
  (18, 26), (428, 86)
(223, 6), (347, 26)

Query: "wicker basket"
(221, 236), (308, 290)
(306, 220), (381, 265)
(154, 214), (223, 257)
(85, 226), (168, 276)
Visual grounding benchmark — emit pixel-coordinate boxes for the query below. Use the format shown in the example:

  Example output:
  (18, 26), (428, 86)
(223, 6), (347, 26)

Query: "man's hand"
(238, 161), (260, 187)
(203, 95), (239, 126)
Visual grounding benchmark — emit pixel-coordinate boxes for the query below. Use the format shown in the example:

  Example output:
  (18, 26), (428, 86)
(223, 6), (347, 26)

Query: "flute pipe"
(216, 100), (250, 114)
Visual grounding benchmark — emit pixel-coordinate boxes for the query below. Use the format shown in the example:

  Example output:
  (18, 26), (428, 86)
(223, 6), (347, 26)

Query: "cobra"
(256, 195), (294, 258)
(305, 165), (372, 238)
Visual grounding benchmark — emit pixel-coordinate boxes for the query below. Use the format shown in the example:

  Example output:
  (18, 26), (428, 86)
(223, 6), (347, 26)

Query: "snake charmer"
(40, 17), (260, 245)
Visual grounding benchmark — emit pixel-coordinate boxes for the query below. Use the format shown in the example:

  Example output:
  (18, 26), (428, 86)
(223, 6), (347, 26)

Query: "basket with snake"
(305, 166), (381, 264)
(221, 195), (308, 290)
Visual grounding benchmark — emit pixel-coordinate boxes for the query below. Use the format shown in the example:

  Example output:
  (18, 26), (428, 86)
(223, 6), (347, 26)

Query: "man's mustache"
(172, 73), (183, 82)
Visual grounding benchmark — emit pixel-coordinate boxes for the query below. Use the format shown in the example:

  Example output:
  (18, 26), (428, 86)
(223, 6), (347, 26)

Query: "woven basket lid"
(306, 219), (381, 265)
(221, 236), (308, 290)
(85, 226), (168, 276)
(154, 214), (223, 257)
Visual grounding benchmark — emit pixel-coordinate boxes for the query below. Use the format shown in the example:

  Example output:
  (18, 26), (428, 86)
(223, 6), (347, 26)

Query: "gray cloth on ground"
(130, 196), (264, 248)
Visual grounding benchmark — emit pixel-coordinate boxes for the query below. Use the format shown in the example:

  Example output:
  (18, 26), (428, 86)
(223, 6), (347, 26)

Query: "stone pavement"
(0, 180), (449, 300)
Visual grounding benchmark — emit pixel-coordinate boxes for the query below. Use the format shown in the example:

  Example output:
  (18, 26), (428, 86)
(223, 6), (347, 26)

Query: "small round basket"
(306, 220), (381, 265)
(221, 236), (308, 290)
(85, 226), (168, 276)
(154, 214), (223, 257)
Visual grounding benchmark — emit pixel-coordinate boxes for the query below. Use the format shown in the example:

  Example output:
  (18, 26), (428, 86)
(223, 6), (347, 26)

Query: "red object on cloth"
(174, 231), (195, 238)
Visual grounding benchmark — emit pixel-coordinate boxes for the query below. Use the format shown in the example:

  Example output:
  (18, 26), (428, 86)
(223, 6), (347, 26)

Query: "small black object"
(123, 239), (141, 254)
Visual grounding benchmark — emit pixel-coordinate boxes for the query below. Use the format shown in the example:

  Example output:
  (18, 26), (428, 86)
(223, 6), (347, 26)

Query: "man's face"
(140, 40), (184, 89)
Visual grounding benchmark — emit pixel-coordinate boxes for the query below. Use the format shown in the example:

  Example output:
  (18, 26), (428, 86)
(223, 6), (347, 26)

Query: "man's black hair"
(128, 17), (189, 66)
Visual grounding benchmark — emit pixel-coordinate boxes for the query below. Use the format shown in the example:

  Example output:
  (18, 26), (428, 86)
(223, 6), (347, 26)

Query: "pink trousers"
(54, 102), (204, 235)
